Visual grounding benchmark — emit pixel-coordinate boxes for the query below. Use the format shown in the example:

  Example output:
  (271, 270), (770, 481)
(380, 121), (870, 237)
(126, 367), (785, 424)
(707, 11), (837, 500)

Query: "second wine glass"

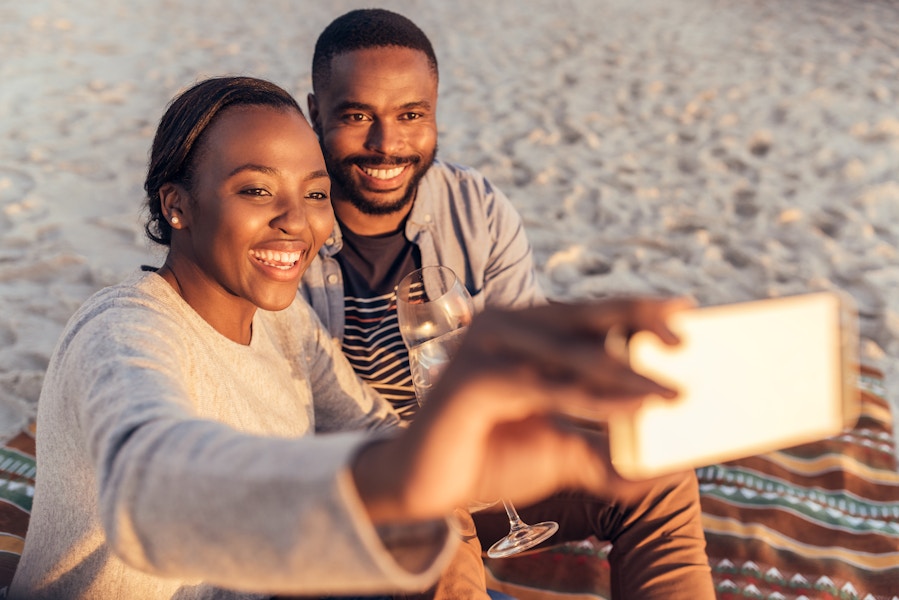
(395, 265), (559, 555)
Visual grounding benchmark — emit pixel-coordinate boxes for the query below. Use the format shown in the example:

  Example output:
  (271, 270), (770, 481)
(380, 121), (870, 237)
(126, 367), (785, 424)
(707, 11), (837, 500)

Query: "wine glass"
(395, 265), (559, 556)
(395, 265), (473, 404)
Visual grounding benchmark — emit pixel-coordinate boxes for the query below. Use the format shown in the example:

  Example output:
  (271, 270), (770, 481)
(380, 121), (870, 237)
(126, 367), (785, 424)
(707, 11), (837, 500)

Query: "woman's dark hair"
(312, 9), (438, 93)
(143, 76), (303, 246)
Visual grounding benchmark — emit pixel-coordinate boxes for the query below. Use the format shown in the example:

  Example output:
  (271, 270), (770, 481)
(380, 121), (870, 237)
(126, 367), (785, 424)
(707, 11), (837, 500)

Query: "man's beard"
(323, 145), (437, 216)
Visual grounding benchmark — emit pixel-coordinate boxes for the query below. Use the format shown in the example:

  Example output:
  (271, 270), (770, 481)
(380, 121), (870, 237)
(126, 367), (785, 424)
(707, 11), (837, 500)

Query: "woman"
(10, 76), (689, 599)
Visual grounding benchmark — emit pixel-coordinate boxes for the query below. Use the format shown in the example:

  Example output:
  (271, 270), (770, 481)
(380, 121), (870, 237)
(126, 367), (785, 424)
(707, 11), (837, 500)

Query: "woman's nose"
(272, 195), (307, 234)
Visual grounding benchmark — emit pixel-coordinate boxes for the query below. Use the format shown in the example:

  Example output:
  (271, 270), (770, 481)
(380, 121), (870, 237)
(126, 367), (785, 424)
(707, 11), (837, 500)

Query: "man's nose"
(364, 119), (405, 155)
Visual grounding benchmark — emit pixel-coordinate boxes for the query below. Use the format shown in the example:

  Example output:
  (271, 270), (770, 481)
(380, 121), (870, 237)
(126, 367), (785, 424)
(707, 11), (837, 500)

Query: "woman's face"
(172, 105), (333, 315)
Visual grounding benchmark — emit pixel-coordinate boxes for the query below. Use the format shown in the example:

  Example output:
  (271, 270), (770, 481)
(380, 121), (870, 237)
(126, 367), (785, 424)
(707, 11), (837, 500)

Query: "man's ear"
(307, 93), (322, 137)
(159, 182), (189, 230)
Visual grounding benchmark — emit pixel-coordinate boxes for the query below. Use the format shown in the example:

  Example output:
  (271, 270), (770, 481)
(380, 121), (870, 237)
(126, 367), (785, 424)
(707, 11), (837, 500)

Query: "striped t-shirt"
(335, 224), (421, 421)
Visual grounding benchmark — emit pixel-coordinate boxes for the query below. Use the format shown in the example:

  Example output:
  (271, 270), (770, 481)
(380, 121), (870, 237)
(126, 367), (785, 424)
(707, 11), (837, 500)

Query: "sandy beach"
(2, 0), (899, 448)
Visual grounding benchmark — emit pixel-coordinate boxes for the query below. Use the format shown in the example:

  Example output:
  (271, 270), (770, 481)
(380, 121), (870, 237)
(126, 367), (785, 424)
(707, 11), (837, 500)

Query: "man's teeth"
(362, 165), (405, 179)
(250, 249), (302, 270)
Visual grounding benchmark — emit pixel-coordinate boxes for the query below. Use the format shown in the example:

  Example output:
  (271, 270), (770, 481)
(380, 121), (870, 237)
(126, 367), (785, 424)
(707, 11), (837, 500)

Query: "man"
(300, 10), (542, 422)
(300, 8), (715, 599)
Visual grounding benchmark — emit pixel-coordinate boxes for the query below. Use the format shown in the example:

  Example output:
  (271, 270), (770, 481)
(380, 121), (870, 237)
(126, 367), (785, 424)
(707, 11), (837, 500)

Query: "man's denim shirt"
(300, 160), (545, 343)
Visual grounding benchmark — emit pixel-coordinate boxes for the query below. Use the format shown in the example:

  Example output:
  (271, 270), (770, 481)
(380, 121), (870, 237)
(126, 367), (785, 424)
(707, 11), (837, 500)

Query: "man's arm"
(422, 162), (546, 311)
(479, 175), (546, 308)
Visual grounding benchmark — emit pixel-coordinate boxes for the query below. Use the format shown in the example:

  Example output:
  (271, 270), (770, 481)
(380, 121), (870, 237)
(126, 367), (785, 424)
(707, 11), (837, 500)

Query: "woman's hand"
(353, 296), (693, 524)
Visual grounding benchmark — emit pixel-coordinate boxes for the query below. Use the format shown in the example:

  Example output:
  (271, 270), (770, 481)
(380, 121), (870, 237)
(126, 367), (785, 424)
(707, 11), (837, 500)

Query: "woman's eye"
(241, 188), (271, 197)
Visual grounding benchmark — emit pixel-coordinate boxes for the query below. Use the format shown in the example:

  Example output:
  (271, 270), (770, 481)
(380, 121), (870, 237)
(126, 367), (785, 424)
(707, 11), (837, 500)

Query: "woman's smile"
(249, 245), (308, 280)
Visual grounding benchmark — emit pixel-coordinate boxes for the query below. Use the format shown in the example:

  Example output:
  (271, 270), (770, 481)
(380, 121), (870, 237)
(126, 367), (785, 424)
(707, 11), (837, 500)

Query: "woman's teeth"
(249, 249), (302, 270)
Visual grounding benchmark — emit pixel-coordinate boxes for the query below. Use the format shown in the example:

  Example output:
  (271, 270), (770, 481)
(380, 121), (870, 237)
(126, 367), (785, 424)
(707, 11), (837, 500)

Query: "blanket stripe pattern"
(0, 422), (35, 592)
(485, 365), (899, 600)
(699, 365), (899, 600)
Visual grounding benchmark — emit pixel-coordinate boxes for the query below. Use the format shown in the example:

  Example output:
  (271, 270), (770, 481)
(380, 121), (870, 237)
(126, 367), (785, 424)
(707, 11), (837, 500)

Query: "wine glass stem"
(502, 499), (526, 531)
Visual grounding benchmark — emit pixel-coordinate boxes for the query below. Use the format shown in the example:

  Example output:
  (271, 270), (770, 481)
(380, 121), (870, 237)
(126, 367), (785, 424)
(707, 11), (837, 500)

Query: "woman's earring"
(171, 216), (180, 225)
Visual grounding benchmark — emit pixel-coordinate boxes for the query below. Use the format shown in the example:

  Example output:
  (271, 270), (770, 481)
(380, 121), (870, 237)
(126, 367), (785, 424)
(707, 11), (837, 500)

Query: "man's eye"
(401, 112), (422, 121)
(306, 191), (329, 201)
(345, 113), (368, 122)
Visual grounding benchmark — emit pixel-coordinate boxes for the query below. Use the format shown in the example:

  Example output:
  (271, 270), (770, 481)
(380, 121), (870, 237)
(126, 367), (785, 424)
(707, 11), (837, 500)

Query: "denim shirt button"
(424, 214), (432, 222)
(327, 274), (339, 285)
(325, 237), (334, 245)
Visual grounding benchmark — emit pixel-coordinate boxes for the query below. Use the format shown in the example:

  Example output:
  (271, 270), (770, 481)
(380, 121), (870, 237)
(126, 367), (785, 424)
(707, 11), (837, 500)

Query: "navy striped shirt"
(335, 223), (421, 421)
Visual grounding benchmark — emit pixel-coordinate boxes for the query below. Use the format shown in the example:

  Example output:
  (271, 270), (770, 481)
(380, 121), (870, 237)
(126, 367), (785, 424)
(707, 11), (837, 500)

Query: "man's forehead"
(328, 46), (436, 81)
(317, 48), (438, 109)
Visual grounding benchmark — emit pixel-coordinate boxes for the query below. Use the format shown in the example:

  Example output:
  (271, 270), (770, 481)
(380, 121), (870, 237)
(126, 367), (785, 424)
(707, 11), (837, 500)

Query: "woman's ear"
(159, 183), (188, 230)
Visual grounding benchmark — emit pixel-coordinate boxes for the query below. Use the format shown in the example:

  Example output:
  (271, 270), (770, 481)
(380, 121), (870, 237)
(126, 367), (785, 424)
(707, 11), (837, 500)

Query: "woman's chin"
(251, 285), (301, 312)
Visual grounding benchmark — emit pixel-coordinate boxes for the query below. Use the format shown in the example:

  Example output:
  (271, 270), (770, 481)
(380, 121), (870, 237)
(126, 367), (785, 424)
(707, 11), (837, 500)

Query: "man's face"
(309, 46), (438, 216)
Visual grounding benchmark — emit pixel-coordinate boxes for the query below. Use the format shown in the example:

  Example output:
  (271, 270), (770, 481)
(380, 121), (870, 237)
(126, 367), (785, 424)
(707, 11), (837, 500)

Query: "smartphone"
(608, 291), (860, 480)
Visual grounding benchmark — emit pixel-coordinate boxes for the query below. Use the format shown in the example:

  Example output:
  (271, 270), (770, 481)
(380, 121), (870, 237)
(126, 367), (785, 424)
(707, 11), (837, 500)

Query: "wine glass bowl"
(395, 266), (473, 346)
(396, 266), (474, 403)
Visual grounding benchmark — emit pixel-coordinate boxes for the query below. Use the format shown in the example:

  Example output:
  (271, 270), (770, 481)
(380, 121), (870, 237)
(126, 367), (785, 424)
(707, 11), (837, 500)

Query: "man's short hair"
(312, 8), (438, 92)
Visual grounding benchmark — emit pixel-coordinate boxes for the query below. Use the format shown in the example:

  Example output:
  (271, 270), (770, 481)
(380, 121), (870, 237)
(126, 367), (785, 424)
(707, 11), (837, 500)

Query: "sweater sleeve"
(279, 299), (403, 435)
(60, 294), (453, 595)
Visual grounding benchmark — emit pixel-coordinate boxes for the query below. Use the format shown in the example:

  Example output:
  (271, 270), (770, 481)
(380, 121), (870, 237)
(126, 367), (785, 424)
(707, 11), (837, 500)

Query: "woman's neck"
(156, 260), (256, 345)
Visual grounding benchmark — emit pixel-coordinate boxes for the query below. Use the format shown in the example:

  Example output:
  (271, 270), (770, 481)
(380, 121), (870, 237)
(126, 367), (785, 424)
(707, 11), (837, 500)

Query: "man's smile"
(361, 165), (407, 180)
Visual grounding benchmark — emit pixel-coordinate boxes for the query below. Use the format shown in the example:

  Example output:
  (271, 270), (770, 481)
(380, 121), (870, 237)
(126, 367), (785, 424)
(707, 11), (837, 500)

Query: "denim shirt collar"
(320, 219), (344, 258)
(403, 166), (436, 242)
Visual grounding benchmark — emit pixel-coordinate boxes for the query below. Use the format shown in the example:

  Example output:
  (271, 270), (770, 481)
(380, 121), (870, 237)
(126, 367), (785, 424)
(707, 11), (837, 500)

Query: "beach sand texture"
(1, 0), (898, 448)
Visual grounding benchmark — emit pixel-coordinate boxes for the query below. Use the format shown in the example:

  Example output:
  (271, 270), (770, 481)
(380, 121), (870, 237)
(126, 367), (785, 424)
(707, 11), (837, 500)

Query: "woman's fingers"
(626, 296), (695, 345)
(471, 416), (684, 506)
(395, 296), (693, 517)
(562, 295), (693, 346)
(458, 297), (689, 402)
(500, 296), (692, 342)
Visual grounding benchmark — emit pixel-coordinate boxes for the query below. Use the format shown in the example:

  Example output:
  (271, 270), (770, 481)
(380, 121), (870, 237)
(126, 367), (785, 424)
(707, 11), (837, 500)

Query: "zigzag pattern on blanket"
(0, 421), (35, 592)
(700, 366), (899, 600)
(485, 365), (899, 600)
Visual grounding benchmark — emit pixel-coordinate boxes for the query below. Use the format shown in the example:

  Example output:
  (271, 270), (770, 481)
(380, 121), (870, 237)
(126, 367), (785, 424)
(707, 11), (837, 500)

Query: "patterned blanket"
(485, 365), (899, 600)
(2, 368), (896, 598)
(0, 421), (35, 593)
